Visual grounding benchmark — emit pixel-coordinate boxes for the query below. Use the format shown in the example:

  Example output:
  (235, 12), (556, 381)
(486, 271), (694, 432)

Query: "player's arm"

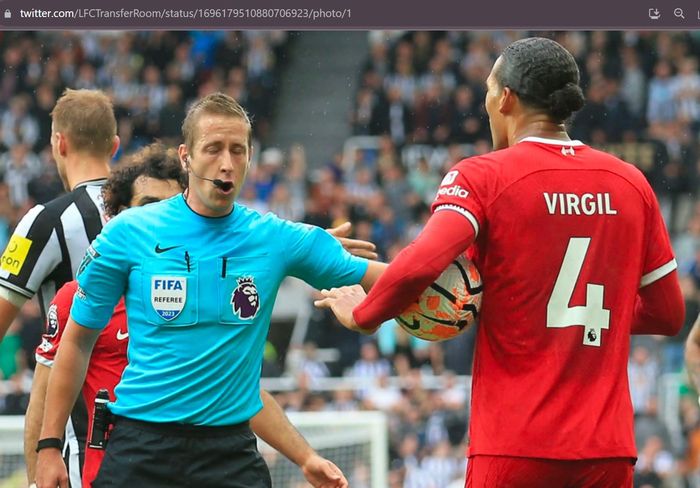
(36, 317), (100, 488)
(316, 210), (476, 333)
(0, 289), (24, 340)
(24, 283), (75, 485)
(251, 390), (347, 488)
(36, 219), (129, 488)
(24, 363), (50, 485)
(0, 206), (63, 340)
(686, 313), (700, 393)
(631, 270), (684, 336)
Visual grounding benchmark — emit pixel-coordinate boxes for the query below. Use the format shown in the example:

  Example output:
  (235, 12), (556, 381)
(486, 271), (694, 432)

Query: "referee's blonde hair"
(182, 92), (252, 151)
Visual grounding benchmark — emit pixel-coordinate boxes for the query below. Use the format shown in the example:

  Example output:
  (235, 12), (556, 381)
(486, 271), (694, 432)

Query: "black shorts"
(93, 416), (272, 488)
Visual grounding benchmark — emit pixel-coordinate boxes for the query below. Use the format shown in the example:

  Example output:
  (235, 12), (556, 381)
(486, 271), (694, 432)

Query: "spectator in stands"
(1, 96), (39, 150)
(629, 344), (661, 417)
(347, 341), (391, 381)
(635, 435), (675, 487)
(0, 144), (42, 207)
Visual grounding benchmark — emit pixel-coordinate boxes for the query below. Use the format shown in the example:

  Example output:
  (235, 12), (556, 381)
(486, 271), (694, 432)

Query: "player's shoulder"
(53, 280), (79, 308)
(450, 151), (504, 172)
(16, 191), (77, 229)
(580, 145), (655, 199)
(110, 194), (179, 228)
(235, 203), (287, 229)
(238, 204), (321, 242)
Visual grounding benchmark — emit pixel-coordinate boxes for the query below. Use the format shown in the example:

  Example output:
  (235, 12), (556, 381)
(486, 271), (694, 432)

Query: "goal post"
(0, 412), (388, 488)
(260, 411), (388, 488)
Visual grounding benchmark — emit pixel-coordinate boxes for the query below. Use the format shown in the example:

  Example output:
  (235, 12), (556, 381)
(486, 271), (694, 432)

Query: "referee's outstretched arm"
(35, 316), (100, 488)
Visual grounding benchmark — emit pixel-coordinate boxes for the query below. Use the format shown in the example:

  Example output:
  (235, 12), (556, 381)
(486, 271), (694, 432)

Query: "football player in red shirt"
(316, 37), (684, 487)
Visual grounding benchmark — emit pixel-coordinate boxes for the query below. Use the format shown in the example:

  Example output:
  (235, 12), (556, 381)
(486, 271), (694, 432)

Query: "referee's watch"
(36, 437), (62, 452)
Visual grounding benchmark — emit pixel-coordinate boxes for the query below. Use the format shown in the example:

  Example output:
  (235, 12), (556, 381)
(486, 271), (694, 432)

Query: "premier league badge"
(151, 276), (187, 321)
(46, 304), (59, 337)
(231, 276), (260, 319)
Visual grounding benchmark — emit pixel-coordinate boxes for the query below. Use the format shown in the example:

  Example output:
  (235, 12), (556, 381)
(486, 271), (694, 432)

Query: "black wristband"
(36, 437), (63, 452)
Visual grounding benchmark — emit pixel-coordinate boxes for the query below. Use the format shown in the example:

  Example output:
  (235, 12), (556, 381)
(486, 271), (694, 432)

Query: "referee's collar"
(179, 192), (238, 222)
(73, 178), (108, 189)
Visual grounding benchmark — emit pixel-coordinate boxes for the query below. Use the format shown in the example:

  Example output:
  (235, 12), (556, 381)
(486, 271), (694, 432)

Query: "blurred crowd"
(1, 30), (700, 487)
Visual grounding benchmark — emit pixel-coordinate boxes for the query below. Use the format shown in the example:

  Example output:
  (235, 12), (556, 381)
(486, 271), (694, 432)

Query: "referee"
(37, 93), (385, 487)
(35, 143), (357, 488)
(0, 89), (119, 488)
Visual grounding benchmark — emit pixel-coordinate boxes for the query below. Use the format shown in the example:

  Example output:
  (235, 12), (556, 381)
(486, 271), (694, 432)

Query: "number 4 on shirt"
(546, 237), (610, 347)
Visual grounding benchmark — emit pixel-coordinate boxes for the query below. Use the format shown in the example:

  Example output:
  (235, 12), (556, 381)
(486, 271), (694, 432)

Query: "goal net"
(0, 411), (388, 488)
(0, 416), (25, 488)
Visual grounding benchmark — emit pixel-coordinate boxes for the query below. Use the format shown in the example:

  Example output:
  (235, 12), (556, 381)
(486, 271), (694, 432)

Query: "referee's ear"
(178, 144), (189, 172)
(110, 136), (121, 159)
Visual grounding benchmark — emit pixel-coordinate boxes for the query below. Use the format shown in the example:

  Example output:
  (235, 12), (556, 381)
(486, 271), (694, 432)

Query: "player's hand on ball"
(314, 285), (378, 335)
(301, 453), (348, 488)
(35, 448), (69, 488)
(326, 222), (378, 260)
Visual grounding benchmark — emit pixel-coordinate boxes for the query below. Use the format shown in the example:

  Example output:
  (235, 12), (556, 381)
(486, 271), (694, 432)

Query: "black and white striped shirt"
(0, 178), (106, 319)
(0, 177), (106, 488)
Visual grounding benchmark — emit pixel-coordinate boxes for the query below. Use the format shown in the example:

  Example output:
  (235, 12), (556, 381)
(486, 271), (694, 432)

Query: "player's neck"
(510, 116), (570, 146)
(65, 155), (111, 191)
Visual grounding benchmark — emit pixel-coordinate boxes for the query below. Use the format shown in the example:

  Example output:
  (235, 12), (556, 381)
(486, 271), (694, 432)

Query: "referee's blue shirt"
(71, 194), (368, 425)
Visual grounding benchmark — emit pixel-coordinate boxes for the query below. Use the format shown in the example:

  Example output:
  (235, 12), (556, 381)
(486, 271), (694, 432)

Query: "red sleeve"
(35, 281), (78, 366)
(640, 185), (677, 284)
(353, 210), (476, 330)
(631, 270), (684, 336)
(430, 157), (489, 237)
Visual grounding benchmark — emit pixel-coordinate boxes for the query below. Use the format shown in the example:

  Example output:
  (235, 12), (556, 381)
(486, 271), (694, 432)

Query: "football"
(395, 255), (483, 341)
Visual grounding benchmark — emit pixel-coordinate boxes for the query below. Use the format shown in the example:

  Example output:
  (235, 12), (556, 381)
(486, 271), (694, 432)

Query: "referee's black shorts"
(93, 416), (272, 488)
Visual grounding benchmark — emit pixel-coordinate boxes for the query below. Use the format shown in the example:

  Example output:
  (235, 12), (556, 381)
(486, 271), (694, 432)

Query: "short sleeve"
(0, 205), (61, 298)
(35, 281), (77, 367)
(283, 221), (368, 290)
(70, 216), (132, 329)
(640, 188), (677, 288)
(431, 158), (488, 238)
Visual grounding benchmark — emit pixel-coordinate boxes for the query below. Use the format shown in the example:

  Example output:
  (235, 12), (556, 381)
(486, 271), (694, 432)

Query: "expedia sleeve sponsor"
(431, 160), (487, 236)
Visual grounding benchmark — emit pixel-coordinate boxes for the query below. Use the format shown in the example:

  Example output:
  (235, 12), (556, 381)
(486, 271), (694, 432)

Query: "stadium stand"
(1, 30), (700, 487)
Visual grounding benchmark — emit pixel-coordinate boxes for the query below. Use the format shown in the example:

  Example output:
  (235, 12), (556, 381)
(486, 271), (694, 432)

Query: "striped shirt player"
(0, 179), (106, 317)
(35, 280), (127, 488)
(1, 178), (107, 487)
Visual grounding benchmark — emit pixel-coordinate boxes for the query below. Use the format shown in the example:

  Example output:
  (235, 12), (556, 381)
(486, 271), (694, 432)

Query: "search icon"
(674, 7), (685, 18)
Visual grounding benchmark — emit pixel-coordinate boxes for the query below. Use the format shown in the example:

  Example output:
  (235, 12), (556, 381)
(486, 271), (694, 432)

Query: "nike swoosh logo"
(116, 330), (129, 341)
(155, 244), (182, 254)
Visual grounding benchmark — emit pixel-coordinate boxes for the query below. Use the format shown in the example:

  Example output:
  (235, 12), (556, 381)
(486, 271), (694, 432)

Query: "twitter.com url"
(18, 8), (352, 20)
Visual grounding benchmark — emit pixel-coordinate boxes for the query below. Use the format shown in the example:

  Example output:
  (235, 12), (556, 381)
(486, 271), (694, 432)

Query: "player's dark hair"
(495, 37), (585, 122)
(102, 142), (187, 218)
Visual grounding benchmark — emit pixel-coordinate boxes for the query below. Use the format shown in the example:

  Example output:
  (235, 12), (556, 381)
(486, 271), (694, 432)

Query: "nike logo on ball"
(116, 330), (129, 340)
(155, 244), (181, 254)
